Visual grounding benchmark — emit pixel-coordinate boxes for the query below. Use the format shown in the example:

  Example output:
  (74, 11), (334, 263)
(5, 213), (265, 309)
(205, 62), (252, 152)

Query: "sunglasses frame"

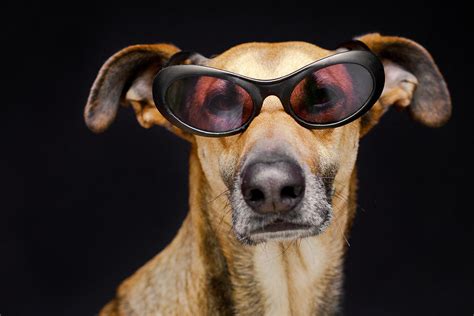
(152, 40), (385, 137)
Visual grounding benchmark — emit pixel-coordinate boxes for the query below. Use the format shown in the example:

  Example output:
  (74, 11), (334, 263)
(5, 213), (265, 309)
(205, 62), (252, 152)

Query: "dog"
(84, 33), (451, 315)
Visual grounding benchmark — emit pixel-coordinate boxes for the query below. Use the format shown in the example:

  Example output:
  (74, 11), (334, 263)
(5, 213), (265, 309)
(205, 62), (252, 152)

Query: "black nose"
(241, 159), (305, 214)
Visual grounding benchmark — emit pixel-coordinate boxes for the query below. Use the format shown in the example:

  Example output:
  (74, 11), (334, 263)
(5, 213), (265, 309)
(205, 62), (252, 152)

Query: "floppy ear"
(356, 33), (451, 136)
(84, 43), (193, 141)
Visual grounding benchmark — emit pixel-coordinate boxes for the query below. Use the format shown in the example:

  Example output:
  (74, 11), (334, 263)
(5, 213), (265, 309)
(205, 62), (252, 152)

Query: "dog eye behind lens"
(204, 93), (236, 115)
(304, 83), (343, 113)
(167, 75), (254, 133)
(290, 64), (374, 124)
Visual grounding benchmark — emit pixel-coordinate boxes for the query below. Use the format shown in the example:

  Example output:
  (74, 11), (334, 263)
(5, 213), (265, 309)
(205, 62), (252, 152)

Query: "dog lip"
(250, 220), (311, 234)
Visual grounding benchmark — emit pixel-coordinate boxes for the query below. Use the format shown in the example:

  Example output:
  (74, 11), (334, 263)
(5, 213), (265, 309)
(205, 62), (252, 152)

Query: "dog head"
(85, 34), (450, 245)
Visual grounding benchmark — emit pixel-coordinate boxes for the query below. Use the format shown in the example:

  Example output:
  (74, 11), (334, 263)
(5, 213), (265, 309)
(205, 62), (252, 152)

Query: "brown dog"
(84, 33), (451, 315)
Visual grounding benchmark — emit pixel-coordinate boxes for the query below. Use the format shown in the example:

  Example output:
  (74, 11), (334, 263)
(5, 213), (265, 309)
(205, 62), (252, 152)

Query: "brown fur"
(84, 34), (451, 315)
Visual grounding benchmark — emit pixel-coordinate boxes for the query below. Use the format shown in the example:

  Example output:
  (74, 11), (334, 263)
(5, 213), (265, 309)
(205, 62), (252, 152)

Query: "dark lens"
(290, 64), (373, 124)
(165, 76), (254, 133)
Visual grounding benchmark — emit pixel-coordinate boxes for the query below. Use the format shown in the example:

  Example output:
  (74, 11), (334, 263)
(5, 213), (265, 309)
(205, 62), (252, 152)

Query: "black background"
(2, 2), (473, 315)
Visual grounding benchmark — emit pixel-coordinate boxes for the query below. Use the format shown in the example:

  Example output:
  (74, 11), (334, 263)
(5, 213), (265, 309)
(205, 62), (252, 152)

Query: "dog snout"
(241, 158), (305, 214)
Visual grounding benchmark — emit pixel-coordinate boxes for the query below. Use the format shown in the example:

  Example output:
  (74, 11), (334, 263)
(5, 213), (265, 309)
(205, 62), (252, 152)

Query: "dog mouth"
(247, 219), (317, 243)
(251, 219), (311, 234)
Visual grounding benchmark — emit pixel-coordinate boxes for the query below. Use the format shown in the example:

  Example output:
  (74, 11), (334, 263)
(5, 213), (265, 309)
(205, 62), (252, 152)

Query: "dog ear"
(356, 33), (451, 136)
(84, 44), (193, 141)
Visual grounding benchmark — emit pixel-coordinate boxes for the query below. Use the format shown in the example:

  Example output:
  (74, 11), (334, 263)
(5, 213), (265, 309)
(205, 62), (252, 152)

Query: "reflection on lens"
(290, 63), (373, 124)
(166, 76), (254, 132)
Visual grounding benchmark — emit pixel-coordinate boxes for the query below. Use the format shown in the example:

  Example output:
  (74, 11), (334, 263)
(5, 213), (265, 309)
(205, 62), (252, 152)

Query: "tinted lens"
(290, 64), (373, 124)
(165, 76), (254, 133)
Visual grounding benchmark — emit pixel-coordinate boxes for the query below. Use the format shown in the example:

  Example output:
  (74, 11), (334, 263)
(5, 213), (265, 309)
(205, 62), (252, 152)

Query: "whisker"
(343, 235), (351, 247)
(205, 188), (230, 205)
(331, 183), (369, 214)
(216, 204), (232, 231)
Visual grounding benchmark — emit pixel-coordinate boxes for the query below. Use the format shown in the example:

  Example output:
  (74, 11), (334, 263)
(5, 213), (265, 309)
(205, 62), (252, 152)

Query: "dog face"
(193, 43), (361, 244)
(85, 34), (451, 245)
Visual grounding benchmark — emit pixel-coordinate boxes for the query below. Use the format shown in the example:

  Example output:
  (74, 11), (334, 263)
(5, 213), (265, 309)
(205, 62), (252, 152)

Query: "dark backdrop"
(2, 2), (472, 315)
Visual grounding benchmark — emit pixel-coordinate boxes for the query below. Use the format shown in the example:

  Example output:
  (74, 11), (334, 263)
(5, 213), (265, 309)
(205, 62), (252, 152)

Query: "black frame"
(152, 41), (385, 137)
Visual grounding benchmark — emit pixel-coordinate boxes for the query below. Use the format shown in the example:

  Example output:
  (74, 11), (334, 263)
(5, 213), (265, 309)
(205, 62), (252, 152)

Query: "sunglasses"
(152, 40), (385, 137)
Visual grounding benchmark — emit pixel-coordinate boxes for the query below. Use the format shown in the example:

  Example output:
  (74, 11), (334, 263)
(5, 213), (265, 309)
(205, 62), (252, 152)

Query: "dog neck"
(187, 146), (355, 315)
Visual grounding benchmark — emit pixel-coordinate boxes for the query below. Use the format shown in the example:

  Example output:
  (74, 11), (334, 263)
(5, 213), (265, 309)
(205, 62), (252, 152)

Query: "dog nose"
(241, 159), (305, 214)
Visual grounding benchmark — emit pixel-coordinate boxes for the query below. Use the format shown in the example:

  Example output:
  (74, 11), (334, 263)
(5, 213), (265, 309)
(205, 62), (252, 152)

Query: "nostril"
(281, 185), (303, 199)
(281, 186), (296, 199)
(249, 188), (265, 202)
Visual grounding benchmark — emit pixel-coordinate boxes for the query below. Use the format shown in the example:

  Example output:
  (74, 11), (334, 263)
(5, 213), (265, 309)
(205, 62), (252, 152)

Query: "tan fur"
(85, 35), (451, 315)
